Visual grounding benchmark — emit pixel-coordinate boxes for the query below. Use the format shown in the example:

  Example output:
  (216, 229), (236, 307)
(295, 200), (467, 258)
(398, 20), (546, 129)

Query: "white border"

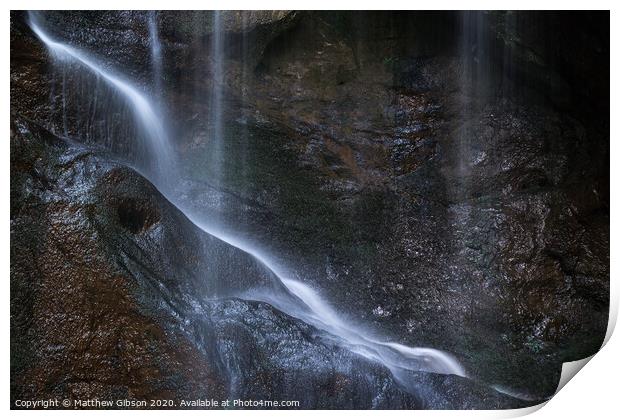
(3, 2), (617, 419)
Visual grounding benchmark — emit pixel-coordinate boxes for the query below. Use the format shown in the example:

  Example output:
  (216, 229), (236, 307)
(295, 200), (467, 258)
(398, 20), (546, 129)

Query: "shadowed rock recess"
(10, 10), (608, 409)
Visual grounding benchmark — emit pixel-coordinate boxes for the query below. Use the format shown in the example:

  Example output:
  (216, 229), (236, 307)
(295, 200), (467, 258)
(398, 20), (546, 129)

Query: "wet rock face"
(163, 11), (608, 398)
(11, 117), (527, 409)
(204, 299), (419, 409)
(10, 117), (226, 403)
(116, 197), (159, 233)
(23, 11), (297, 79)
(10, 14), (54, 130)
(204, 298), (530, 409)
(11, 10), (608, 408)
(7, 118), (338, 405)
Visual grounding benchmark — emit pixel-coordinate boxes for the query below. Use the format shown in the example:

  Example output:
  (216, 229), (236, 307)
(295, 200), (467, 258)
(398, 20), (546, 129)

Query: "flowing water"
(254, 278), (466, 378)
(456, 11), (492, 200)
(148, 11), (163, 101)
(28, 11), (470, 391)
(209, 11), (225, 196)
(29, 13), (174, 188)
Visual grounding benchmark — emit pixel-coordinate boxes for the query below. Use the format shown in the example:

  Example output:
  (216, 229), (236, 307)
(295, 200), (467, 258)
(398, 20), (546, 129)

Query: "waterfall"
(251, 277), (466, 378)
(148, 11), (163, 100)
(457, 11), (492, 194)
(238, 12), (251, 230)
(28, 12), (175, 188)
(176, 207), (468, 382)
(209, 11), (225, 196)
(28, 10), (468, 387)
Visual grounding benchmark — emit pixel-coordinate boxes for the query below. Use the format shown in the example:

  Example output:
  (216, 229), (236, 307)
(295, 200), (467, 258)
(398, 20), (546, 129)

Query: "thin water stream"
(28, 11), (473, 393)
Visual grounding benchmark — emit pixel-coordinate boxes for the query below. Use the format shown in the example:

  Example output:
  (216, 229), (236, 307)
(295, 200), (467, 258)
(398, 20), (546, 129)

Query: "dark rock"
(11, 116), (528, 409)
(10, 10), (608, 408)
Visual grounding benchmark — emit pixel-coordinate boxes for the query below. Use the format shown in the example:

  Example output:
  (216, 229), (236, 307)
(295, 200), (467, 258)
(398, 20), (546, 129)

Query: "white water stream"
(28, 11), (469, 388)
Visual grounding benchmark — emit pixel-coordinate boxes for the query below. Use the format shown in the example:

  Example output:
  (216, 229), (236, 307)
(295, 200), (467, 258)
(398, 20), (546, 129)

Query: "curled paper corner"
(548, 305), (617, 401)
(498, 312), (618, 418)
(551, 290), (620, 391)
(492, 402), (547, 419)
(494, 357), (596, 419)
(554, 355), (595, 394)
(523, 307), (619, 416)
(602, 292), (618, 348)
(505, 356), (597, 417)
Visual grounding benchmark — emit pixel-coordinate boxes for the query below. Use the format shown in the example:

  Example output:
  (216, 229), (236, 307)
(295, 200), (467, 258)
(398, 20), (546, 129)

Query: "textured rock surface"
(165, 11), (609, 398)
(10, 10), (609, 408)
(10, 116), (226, 404)
(11, 117), (528, 408)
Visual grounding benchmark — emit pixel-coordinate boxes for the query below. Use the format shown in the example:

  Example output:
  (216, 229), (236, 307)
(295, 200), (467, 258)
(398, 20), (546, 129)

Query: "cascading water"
(28, 10), (470, 391)
(178, 211), (467, 382)
(28, 12), (175, 189)
(449, 14), (538, 401)
(209, 11), (225, 200)
(237, 12), (251, 230)
(250, 278), (466, 379)
(456, 11), (489, 200)
(148, 11), (163, 101)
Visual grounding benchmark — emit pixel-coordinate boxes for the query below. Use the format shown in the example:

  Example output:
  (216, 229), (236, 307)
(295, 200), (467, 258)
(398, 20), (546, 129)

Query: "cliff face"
(10, 10), (609, 408)
(164, 11), (608, 396)
(10, 111), (527, 410)
(10, 116), (225, 403)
